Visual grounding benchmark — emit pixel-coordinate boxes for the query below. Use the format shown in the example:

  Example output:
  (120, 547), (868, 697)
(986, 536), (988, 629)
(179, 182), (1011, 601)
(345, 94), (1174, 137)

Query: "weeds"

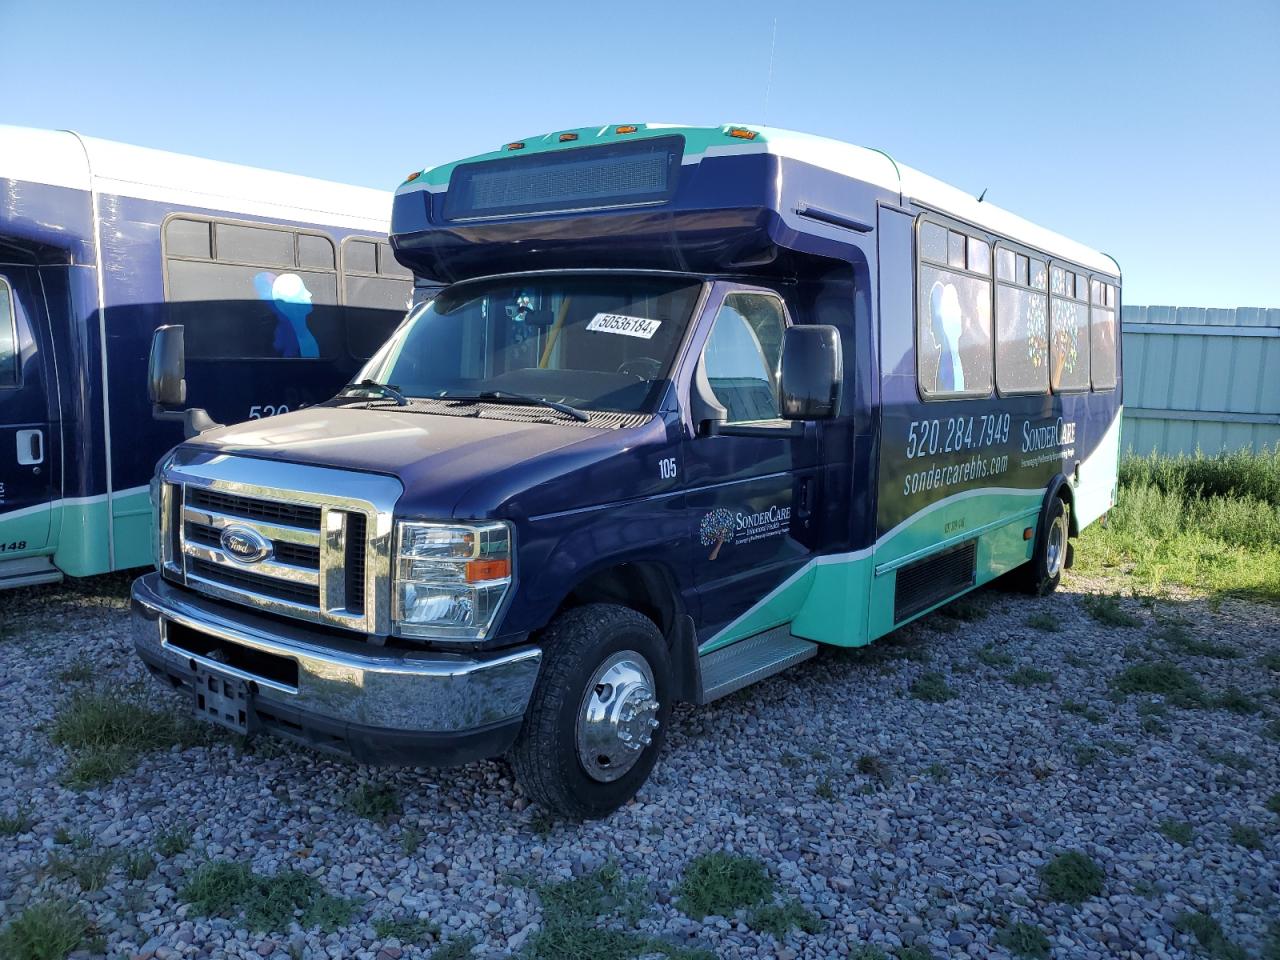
(1267, 794), (1280, 816)
(1026, 611), (1060, 632)
(815, 776), (836, 800)
(373, 916), (439, 943)
(1211, 687), (1261, 715)
(46, 849), (117, 892)
(1228, 824), (1262, 850)
(856, 753), (891, 786)
(995, 921), (1050, 959)
(750, 899), (823, 937)
(1008, 666), (1055, 687)
(1158, 820), (1194, 845)
(1060, 699), (1104, 723)
(1082, 594), (1142, 628)
(182, 860), (355, 933)
(155, 825), (192, 857)
(125, 851), (156, 882)
(1111, 662), (1204, 705)
(56, 657), (96, 684)
(909, 672), (955, 704)
(940, 595), (988, 622)
(431, 936), (479, 960)
(975, 644), (1014, 668)
(0, 805), (33, 836)
(0, 899), (88, 960)
(399, 826), (426, 853)
(924, 762), (950, 782)
(345, 782), (401, 822)
(677, 852), (773, 919)
(1174, 910), (1247, 960)
(1155, 623), (1240, 659)
(1039, 851), (1104, 904)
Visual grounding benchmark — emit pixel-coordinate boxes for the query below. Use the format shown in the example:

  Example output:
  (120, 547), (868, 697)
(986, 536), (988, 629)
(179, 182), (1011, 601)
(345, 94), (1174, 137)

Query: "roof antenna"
(763, 16), (778, 126)
(976, 187), (988, 203)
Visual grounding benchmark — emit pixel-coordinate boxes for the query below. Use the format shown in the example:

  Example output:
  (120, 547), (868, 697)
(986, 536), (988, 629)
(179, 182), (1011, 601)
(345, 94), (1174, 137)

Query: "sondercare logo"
(1021, 417), (1077, 453)
(699, 502), (792, 559)
(735, 504), (792, 532)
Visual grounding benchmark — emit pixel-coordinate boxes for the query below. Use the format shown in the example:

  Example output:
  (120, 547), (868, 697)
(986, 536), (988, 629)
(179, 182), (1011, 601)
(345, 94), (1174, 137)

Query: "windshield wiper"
(442, 390), (590, 423)
(338, 379), (409, 406)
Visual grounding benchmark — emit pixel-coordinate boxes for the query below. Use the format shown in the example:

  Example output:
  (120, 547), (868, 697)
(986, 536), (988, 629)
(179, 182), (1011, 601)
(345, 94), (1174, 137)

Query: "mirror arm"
(152, 404), (223, 439)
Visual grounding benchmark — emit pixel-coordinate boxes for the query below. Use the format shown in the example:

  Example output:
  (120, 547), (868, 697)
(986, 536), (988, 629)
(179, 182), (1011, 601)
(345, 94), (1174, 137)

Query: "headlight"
(393, 520), (513, 641)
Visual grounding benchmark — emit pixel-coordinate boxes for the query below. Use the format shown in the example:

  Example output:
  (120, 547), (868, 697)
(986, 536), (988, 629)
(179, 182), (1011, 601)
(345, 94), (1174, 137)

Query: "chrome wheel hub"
(1046, 511), (1068, 578)
(576, 650), (660, 783)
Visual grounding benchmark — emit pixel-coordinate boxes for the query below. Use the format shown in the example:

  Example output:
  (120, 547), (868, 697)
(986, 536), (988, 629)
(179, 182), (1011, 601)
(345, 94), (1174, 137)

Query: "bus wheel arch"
(1020, 479), (1074, 595)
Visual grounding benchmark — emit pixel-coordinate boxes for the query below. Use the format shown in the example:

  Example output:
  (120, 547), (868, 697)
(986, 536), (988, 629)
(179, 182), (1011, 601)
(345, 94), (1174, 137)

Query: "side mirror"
(148, 324), (222, 437)
(780, 325), (842, 420)
(149, 325), (186, 408)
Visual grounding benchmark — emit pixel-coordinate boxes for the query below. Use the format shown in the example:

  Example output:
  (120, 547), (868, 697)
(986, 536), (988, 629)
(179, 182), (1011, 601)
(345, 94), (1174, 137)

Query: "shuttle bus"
(0, 127), (412, 587)
(130, 123), (1120, 817)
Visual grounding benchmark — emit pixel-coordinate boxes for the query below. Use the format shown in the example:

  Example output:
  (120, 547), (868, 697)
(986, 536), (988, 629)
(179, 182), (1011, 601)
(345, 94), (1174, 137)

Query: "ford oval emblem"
(220, 525), (272, 564)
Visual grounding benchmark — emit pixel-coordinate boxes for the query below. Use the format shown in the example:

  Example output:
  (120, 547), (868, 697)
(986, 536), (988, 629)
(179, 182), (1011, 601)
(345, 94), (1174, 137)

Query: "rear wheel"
(1019, 495), (1069, 595)
(510, 603), (671, 819)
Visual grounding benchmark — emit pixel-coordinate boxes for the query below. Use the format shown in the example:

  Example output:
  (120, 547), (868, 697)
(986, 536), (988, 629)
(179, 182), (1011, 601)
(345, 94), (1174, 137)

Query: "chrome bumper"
(131, 573), (541, 736)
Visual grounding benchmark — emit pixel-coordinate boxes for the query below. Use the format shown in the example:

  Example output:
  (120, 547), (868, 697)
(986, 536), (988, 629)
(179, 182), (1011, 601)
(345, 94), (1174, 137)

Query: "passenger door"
(0, 268), (57, 555)
(684, 286), (822, 648)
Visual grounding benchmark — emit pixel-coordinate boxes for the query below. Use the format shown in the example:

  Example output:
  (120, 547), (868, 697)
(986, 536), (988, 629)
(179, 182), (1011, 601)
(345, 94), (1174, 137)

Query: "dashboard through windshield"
(359, 274), (703, 413)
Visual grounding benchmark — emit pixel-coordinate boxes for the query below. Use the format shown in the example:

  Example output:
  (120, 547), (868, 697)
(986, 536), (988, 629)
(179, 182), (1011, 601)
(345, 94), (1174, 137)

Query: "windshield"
(358, 274), (703, 413)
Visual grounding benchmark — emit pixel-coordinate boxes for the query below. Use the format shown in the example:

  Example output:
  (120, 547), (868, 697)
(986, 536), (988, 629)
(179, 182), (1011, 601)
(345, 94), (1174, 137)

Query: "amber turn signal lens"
(727, 127), (758, 140)
(615, 125), (638, 134)
(506, 142), (526, 150)
(404, 171), (421, 183)
(558, 132), (579, 142)
(465, 558), (511, 582)
(1023, 527), (1034, 540)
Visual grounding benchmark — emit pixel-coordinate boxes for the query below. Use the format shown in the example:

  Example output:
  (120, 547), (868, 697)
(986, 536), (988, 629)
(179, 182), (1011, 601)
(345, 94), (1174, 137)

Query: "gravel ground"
(1, 572), (1277, 960)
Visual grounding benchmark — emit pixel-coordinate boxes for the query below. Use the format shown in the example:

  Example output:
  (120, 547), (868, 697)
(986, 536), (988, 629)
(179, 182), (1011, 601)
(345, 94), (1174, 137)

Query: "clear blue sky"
(4, 0), (1277, 307)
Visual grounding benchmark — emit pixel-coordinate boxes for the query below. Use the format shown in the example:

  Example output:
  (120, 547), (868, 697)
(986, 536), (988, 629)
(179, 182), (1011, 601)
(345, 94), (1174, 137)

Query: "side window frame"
(914, 214), (995, 402)
(699, 285), (792, 424)
(0, 275), (20, 389)
(991, 240), (1051, 398)
(1087, 275), (1119, 392)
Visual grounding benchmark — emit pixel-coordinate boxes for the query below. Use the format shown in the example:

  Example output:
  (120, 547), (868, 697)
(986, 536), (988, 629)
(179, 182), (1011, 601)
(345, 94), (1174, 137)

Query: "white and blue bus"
(131, 124), (1121, 816)
(0, 127), (413, 588)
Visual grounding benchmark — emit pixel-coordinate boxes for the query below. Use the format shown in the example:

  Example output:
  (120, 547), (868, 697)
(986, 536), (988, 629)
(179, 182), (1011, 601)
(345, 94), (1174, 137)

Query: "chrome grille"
(160, 452), (401, 635)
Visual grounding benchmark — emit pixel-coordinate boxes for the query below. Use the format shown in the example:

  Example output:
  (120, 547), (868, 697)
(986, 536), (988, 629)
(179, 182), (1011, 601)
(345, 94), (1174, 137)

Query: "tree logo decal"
(699, 508), (736, 560)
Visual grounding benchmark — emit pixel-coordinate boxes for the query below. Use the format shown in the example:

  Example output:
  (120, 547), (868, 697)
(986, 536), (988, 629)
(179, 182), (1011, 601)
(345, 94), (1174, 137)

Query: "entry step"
(698, 626), (817, 703)
(0, 555), (62, 590)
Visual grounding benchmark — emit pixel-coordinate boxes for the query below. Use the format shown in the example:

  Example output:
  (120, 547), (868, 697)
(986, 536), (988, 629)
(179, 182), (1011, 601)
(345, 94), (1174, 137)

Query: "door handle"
(17, 428), (44, 466)
(797, 477), (814, 521)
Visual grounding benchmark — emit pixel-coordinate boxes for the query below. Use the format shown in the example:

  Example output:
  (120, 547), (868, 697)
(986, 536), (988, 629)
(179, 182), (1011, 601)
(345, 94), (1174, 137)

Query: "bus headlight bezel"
(392, 520), (514, 642)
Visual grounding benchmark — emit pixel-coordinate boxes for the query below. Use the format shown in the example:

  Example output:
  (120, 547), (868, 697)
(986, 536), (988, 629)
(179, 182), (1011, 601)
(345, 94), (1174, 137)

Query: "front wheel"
(1019, 496), (1069, 595)
(509, 603), (672, 819)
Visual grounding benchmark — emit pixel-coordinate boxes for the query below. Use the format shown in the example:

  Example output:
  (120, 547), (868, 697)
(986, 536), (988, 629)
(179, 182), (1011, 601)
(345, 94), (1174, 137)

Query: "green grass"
(46, 849), (117, 892)
(155, 825), (192, 857)
(995, 921), (1050, 959)
(345, 782), (401, 821)
(1267, 793), (1280, 816)
(815, 776), (836, 800)
(399, 825), (426, 853)
(0, 805), (33, 836)
(56, 657), (96, 684)
(856, 753), (891, 785)
(182, 860), (356, 933)
(1228, 824), (1262, 850)
(1154, 623), (1240, 659)
(50, 686), (209, 788)
(1077, 448), (1280, 602)
(1158, 820), (1194, 845)
(1038, 851), (1104, 905)
(1175, 910), (1247, 960)
(373, 916), (439, 943)
(1026, 610), (1061, 632)
(677, 852), (773, 919)
(975, 644), (1015, 668)
(0, 899), (88, 960)
(909, 672), (955, 703)
(1007, 666), (1055, 687)
(1060, 699), (1104, 723)
(432, 936), (479, 960)
(1111, 661), (1205, 705)
(1081, 593), (1142, 627)
(749, 898), (823, 937)
(1266, 719), (1280, 741)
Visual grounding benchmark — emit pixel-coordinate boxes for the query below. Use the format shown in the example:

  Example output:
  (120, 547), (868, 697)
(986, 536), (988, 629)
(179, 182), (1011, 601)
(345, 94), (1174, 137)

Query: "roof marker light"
(559, 132), (579, 142)
(405, 171), (421, 183)
(727, 127), (758, 140)
(615, 125), (638, 134)
(506, 141), (526, 150)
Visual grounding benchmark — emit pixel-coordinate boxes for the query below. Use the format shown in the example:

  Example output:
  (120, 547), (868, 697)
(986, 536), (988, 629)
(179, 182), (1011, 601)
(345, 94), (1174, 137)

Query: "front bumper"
(130, 573), (541, 766)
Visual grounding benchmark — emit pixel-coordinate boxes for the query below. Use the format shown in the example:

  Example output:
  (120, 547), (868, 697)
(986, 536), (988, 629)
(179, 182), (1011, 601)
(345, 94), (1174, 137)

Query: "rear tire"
(510, 603), (672, 819)
(1019, 496), (1069, 596)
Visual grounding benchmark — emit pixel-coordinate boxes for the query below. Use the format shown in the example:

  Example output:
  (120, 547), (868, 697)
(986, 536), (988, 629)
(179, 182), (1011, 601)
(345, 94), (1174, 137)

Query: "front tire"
(1019, 496), (1069, 596)
(510, 603), (672, 819)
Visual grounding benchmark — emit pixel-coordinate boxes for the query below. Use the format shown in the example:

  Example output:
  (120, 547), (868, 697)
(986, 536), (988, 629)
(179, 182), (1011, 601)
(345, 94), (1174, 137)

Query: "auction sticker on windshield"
(586, 313), (662, 339)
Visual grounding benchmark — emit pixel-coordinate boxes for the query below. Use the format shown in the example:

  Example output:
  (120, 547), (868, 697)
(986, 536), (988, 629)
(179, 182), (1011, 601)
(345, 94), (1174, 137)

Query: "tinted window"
(967, 237), (991, 275)
(1090, 303), (1117, 390)
(379, 243), (412, 279)
(920, 222), (948, 263)
(1029, 258), (1047, 290)
(216, 223), (293, 266)
(996, 247), (1015, 282)
(918, 264), (992, 397)
(345, 239), (377, 274)
(169, 261), (340, 360)
(996, 284), (1049, 395)
(1050, 293), (1090, 391)
(703, 293), (786, 422)
(165, 218), (212, 259)
(0, 279), (17, 386)
(298, 234), (335, 270)
(947, 231), (966, 269)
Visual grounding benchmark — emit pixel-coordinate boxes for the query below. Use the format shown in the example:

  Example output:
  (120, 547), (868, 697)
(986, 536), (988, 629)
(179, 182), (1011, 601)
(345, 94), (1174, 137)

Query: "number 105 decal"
(906, 413), (1011, 460)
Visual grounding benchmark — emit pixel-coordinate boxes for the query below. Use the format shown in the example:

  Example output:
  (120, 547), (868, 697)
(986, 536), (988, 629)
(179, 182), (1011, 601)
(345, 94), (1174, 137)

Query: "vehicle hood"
(186, 404), (609, 516)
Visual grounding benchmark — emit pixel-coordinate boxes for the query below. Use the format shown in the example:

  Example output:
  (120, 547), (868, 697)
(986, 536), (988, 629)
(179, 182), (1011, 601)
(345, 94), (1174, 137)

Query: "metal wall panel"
(1122, 306), (1280, 455)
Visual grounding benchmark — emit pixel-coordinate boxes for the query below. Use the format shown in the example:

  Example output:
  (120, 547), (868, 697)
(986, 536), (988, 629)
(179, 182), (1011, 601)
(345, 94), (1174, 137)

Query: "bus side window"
(1049, 264), (1091, 392)
(0, 278), (17, 387)
(1090, 281), (1118, 390)
(916, 221), (993, 399)
(701, 293), (786, 422)
(994, 247), (1050, 396)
